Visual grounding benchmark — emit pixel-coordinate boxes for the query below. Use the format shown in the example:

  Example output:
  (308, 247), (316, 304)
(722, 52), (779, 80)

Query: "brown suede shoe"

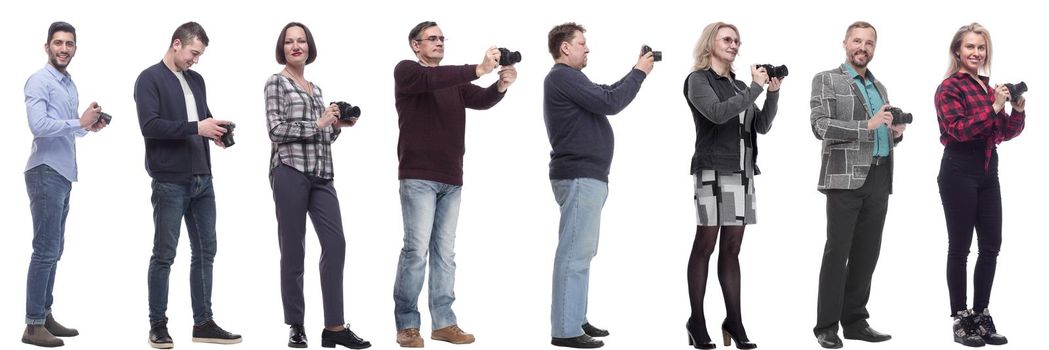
(431, 325), (475, 344)
(22, 325), (64, 347)
(45, 314), (79, 337)
(397, 328), (424, 348)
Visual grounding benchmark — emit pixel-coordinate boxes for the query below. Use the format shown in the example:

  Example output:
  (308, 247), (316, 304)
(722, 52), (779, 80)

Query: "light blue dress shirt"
(25, 63), (86, 182)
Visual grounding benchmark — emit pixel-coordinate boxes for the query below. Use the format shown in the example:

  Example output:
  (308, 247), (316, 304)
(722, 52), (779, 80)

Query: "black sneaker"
(149, 319), (174, 349)
(974, 308), (1008, 345)
(953, 310), (986, 347)
(321, 325), (371, 349)
(192, 320), (242, 344)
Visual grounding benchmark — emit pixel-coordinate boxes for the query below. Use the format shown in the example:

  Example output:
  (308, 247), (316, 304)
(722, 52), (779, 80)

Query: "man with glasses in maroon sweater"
(391, 20), (517, 348)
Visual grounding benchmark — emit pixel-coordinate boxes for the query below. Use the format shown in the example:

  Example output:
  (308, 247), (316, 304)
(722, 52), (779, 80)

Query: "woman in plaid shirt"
(265, 22), (370, 349)
(934, 22), (1025, 348)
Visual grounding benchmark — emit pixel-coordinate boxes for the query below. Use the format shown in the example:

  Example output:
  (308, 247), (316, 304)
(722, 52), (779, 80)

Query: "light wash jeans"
(550, 177), (608, 338)
(24, 165), (71, 325)
(393, 179), (462, 330)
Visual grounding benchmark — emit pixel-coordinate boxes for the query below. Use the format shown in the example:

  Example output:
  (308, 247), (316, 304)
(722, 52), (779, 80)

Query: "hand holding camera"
(331, 101), (361, 127)
(635, 45), (658, 75)
(1004, 81), (1027, 111)
(867, 105), (894, 130)
(476, 47), (500, 77)
(198, 118), (231, 140)
(219, 123), (236, 147)
(79, 102), (102, 129)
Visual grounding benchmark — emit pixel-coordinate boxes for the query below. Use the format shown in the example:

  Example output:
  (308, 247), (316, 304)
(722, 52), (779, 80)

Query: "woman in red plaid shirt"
(934, 22), (1025, 348)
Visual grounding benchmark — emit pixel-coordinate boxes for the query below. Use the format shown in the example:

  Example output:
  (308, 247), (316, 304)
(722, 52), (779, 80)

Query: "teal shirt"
(843, 64), (890, 157)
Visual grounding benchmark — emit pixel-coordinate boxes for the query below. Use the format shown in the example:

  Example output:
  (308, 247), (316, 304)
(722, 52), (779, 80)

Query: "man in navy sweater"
(133, 22), (240, 349)
(391, 21), (516, 348)
(543, 22), (653, 349)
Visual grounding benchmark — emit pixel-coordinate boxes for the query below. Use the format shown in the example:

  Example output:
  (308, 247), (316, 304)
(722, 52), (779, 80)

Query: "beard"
(849, 51), (870, 68)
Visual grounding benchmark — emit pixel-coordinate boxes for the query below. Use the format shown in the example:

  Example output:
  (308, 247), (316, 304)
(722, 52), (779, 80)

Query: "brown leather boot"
(431, 325), (475, 344)
(22, 325), (64, 347)
(45, 314), (78, 337)
(397, 328), (424, 348)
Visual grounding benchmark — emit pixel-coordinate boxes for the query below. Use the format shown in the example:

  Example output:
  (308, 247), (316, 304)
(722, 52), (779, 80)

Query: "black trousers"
(272, 164), (346, 326)
(814, 163), (890, 334)
(938, 141), (1002, 315)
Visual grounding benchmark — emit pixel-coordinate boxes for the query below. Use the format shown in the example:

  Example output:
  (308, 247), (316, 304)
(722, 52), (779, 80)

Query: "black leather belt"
(871, 156), (889, 166)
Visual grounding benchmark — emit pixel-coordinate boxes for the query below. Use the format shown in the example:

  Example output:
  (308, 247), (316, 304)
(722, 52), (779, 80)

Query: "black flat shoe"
(582, 323), (609, 337)
(815, 329), (843, 349)
(551, 334), (604, 348)
(843, 326), (891, 342)
(321, 325), (371, 349)
(288, 325), (307, 348)
(686, 319), (715, 349)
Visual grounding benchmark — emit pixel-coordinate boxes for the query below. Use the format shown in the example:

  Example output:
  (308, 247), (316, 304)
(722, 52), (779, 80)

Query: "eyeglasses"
(415, 36), (446, 43)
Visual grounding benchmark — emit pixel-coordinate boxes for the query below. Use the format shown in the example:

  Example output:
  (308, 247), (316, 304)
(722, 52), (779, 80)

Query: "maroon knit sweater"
(394, 60), (504, 185)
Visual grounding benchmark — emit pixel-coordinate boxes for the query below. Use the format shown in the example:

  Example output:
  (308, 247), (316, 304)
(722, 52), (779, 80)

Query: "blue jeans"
(24, 165), (72, 325)
(393, 179), (462, 330)
(550, 178), (608, 338)
(147, 176), (217, 325)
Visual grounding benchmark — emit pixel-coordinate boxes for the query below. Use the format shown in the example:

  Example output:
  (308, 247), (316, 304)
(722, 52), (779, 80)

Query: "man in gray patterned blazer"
(810, 21), (906, 349)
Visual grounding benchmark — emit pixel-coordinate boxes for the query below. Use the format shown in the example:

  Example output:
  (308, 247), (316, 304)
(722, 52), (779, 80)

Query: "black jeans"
(272, 164), (346, 327)
(938, 141), (1002, 315)
(814, 163), (890, 334)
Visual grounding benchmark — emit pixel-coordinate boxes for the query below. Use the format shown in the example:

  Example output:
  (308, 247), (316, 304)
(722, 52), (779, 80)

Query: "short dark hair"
(275, 22), (317, 65)
(408, 21), (438, 50)
(47, 21), (76, 43)
(548, 22), (585, 59)
(171, 21), (209, 48)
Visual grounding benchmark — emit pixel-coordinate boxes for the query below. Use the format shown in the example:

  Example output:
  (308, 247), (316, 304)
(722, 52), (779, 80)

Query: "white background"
(1, 0), (1045, 349)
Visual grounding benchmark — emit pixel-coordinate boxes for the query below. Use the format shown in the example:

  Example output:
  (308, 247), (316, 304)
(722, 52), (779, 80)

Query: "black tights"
(686, 225), (748, 341)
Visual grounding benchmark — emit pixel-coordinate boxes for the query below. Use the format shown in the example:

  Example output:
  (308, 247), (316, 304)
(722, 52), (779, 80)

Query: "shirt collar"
(44, 63), (71, 82)
(952, 71), (990, 85)
(842, 63), (875, 83)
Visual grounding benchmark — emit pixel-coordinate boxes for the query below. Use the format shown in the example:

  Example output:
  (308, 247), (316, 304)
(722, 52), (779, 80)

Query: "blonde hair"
(946, 22), (993, 78)
(692, 22), (739, 72)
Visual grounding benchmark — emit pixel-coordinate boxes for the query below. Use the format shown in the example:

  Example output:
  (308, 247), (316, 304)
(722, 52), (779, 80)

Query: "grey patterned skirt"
(693, 170), (756, 226)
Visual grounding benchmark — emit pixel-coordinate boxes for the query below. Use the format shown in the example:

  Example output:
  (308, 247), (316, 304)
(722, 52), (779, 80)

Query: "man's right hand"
(634, 52), (655, 75)
(867, 105), (893, 130)
(198, 118), (230, 139)
(475, 46), (500, 77)
(79, 102), (101, 129)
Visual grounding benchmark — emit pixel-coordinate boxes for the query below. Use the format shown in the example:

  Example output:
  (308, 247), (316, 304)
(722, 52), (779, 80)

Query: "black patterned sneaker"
(974, 308), (1008, 345)
(192, 320), (242, 344)
(953, 310), (986, 347)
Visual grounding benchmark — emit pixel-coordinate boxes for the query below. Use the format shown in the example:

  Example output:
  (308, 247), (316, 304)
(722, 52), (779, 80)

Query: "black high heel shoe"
(686, 318), (716, 349)
(721, 320), (757, 349)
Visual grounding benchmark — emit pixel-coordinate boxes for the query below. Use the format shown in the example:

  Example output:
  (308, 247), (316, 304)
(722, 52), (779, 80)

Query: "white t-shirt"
(174, 71), (199, 121)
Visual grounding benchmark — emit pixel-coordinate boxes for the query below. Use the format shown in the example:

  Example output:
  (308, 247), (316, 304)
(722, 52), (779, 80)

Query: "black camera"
(332, 101), (361, 121)
(641, 45), (662, 62)
(757, 64), (789, 78)
(1005, 81), (1027, 101)
(99, 112), (112, 124)
(886, 107), (912, 125)
(498, 47), (521, 66)
(220, 123), (235, 147)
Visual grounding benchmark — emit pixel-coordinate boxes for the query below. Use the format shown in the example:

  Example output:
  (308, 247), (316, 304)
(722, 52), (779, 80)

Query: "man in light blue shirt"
(22, 21), (106, 348)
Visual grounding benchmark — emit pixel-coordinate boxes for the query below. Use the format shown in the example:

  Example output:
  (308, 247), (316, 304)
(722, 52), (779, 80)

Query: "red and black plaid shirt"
(935, 72), (1025, 168)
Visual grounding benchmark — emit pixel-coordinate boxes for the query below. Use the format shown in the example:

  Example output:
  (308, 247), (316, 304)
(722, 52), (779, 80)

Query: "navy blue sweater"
(134, 61), (213, 183)
(543, 63), (646, 182)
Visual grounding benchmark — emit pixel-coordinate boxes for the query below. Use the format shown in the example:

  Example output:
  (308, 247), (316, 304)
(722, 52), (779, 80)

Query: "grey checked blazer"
(810, 64), (899, 192)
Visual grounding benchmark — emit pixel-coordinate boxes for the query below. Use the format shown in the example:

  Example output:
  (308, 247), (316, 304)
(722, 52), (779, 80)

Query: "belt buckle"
(872, 156), (884, 166)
